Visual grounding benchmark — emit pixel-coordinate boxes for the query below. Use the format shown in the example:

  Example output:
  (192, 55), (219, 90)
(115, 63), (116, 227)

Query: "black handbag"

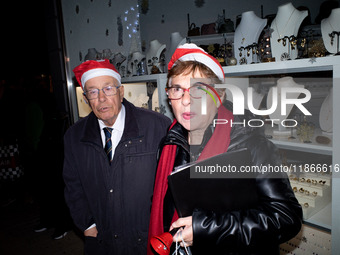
(187, 23), (200, 36)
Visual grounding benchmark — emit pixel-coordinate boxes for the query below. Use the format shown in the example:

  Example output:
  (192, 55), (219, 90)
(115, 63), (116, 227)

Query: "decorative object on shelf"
(111, 52), (126, 76)
(296, 117), (315, 143)
(321, 8), (340, 54)
(219, 41), (233, 66)
(307, 38), (327, 58)
(280, 52), (291, 61)
(201, 22), (217, 35)
(138, 59), (147, 76)
(319, 87), (333, 133)
(165, 32), (186, 65)
(316, 136), (331, 145)
(329, 31), (340, 48)
(227, 57), (237, 66)
(217, 9), (234, 33)
(146, 40), (166, 74)
(111, 52), (126, 66)
(187, 13), (200, 36)
(297, 25), (327, 58)
(187, 22), (200, 36)
(270, 2), (308, 61)
(239, 56), (247, 65)
(234, 11), (266, 65)
(102, 49), (113, 59)
(127, 51), (145, 76)
(84, 48), (99, 61)
(258, 28), (274, 62)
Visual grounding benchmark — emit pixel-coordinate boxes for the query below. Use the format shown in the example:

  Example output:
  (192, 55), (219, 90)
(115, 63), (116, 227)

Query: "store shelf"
(187, 33), (234, 43)
(222, 56), (338, 251)
(223, 55), (340, 76)
(304, 202), (332, 231)
(121, 73), (167, 83)
(265, 126), (332, 155)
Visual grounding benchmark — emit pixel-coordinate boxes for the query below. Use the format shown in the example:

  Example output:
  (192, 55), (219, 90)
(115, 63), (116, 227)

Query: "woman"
(148, 43), (302, 255)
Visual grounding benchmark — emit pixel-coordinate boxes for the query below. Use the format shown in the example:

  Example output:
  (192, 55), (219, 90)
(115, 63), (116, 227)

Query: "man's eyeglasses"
(165, 83), (213, 100)
(83, 86), (120, 100)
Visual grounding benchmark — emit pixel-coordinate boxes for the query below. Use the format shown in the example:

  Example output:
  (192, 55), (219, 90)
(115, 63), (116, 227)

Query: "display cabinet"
(121, 73), (172, 118)
(222, 55), (339, 255)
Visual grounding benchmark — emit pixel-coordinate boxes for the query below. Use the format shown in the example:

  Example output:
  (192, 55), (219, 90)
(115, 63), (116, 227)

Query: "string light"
(122, 3), (140, 38)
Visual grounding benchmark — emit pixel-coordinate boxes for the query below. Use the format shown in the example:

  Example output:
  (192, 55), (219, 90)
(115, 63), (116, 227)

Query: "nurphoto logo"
(200, 82), (312, 128)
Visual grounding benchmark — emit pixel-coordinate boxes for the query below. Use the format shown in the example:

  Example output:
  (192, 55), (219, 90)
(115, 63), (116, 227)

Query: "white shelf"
(121, 73), (167, 83)
(223, 55), (340, 76)
(187, 33), (234, 43)
(265, 126), (332, 155)
(120, 56), (340, 81)
(304, 202), (332, 231)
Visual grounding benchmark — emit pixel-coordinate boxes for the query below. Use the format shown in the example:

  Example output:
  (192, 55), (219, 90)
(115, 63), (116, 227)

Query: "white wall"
(139, 0), (328, 55)
(61, 0), (141, 71)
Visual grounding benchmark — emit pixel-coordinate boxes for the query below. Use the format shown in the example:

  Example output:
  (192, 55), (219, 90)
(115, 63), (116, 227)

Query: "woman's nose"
(181, 90), (191, 106)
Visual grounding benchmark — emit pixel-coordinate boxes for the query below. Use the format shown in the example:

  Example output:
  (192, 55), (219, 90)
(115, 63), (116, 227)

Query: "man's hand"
(84, 226), (98, 237)
(170, 216), (193, 246)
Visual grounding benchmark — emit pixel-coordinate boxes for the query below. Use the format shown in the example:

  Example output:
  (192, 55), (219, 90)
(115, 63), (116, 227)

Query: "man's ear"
(83, 94), (89, 105)
(119, 85), (124, 102)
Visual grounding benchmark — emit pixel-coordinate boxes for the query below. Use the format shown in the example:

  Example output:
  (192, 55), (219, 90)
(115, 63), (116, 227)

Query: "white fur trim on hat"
(177, 53), (224, 81)
(81, 68), (121, 87)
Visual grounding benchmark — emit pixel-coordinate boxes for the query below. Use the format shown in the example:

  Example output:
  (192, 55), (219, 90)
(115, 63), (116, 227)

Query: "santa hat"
(168, 43), (224, 81)
(73, 59), (121, 89)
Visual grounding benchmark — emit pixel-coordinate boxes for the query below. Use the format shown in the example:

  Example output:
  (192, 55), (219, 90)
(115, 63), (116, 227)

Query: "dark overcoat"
(63, 99), (171, 254)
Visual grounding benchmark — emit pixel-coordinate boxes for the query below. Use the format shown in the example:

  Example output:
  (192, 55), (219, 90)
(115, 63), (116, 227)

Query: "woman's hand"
(170, 216), (193, 247)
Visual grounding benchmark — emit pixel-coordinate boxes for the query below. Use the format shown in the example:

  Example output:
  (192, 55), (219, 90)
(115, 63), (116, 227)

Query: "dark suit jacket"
(63, 99), (171, 254)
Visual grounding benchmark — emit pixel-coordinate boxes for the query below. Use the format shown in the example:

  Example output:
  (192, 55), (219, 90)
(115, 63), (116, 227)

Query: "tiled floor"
(0, 201), (84, 255)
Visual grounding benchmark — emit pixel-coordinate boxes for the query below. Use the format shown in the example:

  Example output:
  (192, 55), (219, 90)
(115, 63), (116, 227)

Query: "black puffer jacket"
(161, 101), (302, 255)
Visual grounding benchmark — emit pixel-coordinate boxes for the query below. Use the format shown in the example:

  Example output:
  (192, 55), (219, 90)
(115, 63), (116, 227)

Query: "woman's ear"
(216, 89), (226, 108)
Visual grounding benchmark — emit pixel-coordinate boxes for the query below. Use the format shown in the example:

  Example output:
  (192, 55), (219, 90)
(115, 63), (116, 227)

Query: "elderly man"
(63, 59), (171, 255)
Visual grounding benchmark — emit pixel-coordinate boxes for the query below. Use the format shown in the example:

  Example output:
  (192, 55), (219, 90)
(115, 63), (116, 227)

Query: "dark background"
(1, 1), (50, 78)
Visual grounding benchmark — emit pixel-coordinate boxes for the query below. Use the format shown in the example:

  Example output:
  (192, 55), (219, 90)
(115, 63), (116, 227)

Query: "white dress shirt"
(98, 105), (126, 160)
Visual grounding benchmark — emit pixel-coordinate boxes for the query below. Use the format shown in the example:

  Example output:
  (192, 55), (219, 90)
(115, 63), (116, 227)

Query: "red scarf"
(147, 106), (234, 254)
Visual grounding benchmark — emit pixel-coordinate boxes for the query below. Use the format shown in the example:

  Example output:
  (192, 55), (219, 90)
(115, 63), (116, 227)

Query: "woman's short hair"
(167, 60), (225, 100)
(167, 60), (221, 87)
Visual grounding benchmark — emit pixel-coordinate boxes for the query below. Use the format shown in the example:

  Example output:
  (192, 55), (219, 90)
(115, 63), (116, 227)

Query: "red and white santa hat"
(73, 59), (121, 89)
(168, 43), (224, 81)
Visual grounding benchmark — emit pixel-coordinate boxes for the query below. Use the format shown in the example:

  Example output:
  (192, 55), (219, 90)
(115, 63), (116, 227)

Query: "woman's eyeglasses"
(165, 83), (213, 100)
